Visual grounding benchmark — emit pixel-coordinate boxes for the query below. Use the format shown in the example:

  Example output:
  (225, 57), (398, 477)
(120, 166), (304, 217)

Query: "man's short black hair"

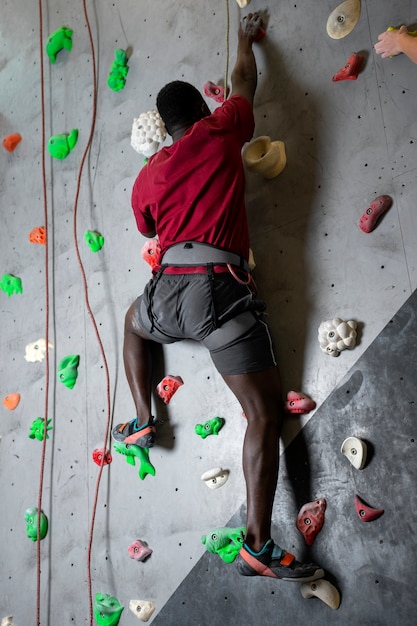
(156, 81), (207, 133)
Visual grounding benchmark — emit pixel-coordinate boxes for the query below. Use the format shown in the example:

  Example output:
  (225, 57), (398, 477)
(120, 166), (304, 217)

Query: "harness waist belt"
(161, 242), (249, 272)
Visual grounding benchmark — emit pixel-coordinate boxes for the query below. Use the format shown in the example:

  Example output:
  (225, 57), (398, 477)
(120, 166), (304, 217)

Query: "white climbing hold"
(318, 318), (357, 356)
(201, 467), (229, 490)
(341, 436), (367, 470)
(300, 579), (341, 609)
(24, 338), (54, 363)
(131, 111), (167, 158)
(128, 600), (155, 622)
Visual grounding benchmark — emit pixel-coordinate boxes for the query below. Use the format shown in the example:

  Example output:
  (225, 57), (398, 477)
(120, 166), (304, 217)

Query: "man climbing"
(113, 12), (324, 582)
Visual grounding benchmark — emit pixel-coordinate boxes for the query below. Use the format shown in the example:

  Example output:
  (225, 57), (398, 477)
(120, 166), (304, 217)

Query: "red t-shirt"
(131, 95), (255, 261)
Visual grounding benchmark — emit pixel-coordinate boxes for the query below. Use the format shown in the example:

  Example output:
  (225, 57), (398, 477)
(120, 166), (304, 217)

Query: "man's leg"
(222, 365), (324, 581)
(112, 301), (157, 447)
(222, 366), (283, 552)
(123, 301), (154, 425)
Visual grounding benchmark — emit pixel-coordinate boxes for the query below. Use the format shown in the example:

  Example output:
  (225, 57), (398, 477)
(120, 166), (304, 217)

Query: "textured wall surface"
(1, 0), (417, 624)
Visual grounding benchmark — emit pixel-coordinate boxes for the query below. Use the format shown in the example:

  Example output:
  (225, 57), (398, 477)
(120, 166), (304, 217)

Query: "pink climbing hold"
(285, 391), (316, 414)
(128, 539), (153, 561)
(156, 375), (184, 404)
(332, 52), (364, 81)
(296, 498), (327, 546)
(203, 81), (229, 103)
(359, 195), (392, 233)
(354, 494), (384, 522)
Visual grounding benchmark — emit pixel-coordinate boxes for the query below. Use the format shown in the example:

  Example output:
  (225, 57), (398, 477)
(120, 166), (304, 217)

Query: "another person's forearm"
(374, 25), (417, 64)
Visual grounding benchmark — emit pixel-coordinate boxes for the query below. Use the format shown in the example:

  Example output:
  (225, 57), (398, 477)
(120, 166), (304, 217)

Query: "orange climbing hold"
(3, 393), (21, 410)
(29, 226), (47, 245)
(2, 133), (22, 152)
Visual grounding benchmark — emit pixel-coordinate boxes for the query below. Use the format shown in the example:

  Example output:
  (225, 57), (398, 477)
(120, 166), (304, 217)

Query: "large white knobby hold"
(1, 617), (15, 626)
(318, 317), (357, 357)
(131, 110), (167, 157)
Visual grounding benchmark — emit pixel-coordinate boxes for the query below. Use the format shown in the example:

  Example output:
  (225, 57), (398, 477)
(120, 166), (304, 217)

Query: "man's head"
(156, 81), (210, 136)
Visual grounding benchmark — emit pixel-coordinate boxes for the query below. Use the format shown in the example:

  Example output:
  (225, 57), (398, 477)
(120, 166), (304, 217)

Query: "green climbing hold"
(93, 593), (124, 626)
(28, 417), (53, 441)
(46, 26), (73, 63)
(195, 416), (225, 439)
(113, 441), (156, 480)
(201, 526), (246, 563)
(85, 230), (104, 252)
(58, 355), (80, 389)
(25, 507), (48, 541)
(107, 49), (129, 92)
(0, 274), (22, 296)
(48, 129), (78, 159)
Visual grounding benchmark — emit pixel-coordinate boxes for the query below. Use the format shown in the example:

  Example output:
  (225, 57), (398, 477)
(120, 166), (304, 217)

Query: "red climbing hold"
(92, 448), (113, 466)
(141, 238), (161, 269)
(296, 498), (327, 546)
(2, 133), (22, 152)
(3, 393), (21, 410)
(156, 375), (184, 404)
(29, 226), (47, 245)
(332, 52), (364, 81)
(354, 494), (384, 522)
(359, 195), (392, 233)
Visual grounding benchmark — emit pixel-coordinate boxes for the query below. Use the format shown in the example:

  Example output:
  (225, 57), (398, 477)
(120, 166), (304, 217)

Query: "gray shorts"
(132, 271), (277, 375)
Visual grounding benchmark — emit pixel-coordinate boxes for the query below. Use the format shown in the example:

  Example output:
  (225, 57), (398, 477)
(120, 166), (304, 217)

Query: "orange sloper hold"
(3, 393), (21, 410)
(29, 227), (46, 245)
(2, 133), (22, 152)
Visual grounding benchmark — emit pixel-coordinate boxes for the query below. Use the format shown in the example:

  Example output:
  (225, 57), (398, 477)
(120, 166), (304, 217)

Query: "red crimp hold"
(296, 498), (327, 546)
(203, 81), (229, 103)
(354, 495), (384, 522)
(332, 52), (364, 82)
(156, 375), (184, 404)
(92, 448), (113, 466)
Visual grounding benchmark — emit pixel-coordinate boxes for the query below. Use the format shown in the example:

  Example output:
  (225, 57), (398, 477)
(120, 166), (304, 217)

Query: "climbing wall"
(1, 0), (417, 624)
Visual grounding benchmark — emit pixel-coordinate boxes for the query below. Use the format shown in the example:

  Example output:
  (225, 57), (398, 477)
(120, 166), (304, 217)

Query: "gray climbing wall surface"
(1, 0), (417, 624)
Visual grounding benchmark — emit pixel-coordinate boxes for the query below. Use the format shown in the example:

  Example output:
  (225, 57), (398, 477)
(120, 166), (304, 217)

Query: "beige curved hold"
(300, 579), (341, 610)
(129, 600), (155, 622)
(201, 467), (229, 490)
(1, 617), (15, 626)
(242, 136), (286, 179)
(326, 0), (361, 39)
(341, 436), (367, 470)
(236, 0), (252, 6)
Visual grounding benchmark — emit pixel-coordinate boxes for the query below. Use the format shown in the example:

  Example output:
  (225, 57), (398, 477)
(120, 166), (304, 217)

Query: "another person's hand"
(374, 25), (408, 58)
(239, 12), (263, 44)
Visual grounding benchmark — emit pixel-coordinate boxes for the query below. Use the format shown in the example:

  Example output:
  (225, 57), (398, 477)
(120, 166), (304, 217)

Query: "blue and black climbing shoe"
(112, 417), (156, 448)
(236, 540), (325, 582)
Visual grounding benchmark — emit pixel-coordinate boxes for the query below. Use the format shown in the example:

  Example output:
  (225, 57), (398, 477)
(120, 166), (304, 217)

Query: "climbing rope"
(73, 3), (114, 626)
(36, 1), (112, 624)
(36, 1), (50, 624)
